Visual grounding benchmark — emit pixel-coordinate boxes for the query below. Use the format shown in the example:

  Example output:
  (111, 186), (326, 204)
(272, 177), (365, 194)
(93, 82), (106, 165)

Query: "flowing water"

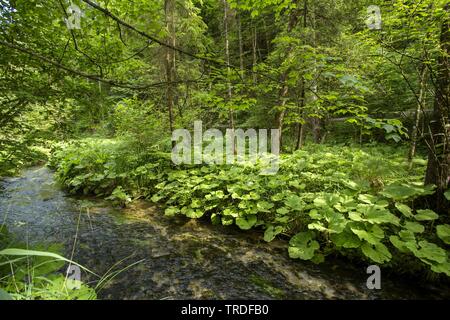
(0, 166), (448, 300)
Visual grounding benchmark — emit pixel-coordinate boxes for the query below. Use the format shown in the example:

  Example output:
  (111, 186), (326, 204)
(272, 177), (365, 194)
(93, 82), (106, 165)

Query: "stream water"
(0, 166), (448, 299)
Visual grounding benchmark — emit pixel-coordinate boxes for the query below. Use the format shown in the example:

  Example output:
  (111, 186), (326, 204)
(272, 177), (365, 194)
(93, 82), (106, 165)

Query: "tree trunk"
(165, 0), (176, 147)
(409, 63), (427, 168)
(276, 0), (301, 148)
(237, 10), (244, 72)
(223, 0), (234, 131)
(296, 80), (306, 150)
(252, 21), (258, 85)
(308, 1), (322, 144)
(296, 0), (308, 150)
(424, 3), (450, 213)
(223, 0), (236, 155)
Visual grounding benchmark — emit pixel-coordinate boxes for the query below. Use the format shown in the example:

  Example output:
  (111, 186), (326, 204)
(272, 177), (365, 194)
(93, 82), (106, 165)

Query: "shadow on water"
(1, 166), (449, 300)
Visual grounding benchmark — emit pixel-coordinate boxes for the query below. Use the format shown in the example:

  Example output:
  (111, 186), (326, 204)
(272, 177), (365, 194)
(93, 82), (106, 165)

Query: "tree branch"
(0, 40), (206, 90)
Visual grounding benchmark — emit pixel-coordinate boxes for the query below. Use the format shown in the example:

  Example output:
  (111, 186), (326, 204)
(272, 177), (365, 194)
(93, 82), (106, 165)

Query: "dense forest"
(0, 0), (450, 300)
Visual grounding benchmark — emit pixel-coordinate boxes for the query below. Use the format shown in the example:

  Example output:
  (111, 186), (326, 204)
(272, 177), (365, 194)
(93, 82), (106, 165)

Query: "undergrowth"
(49, 138), (450, 280)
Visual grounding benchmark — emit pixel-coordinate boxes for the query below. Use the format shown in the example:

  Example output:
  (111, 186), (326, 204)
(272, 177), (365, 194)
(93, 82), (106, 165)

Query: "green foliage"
(49, 139), (172, 199)
(50, 140), (450, 278)
(113, 97), (168, 148)
(0, 246), (96, 300)
(3, 0), (450, 292)
(288, 231), (320, 260)
(353, 117), (410, 143)
(106, 186), (132, 207)
(436, 225), (450, 245)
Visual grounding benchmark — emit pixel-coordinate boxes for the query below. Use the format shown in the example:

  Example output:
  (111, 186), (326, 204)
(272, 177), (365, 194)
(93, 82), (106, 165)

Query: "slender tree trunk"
(296, 82), (306, 150)
(309, 95), (322, 144)
(165, 0), (176, 147)
(223, 0), (236, 155)
(409, 63), (427, 167)
(262, 18), (270, 54)
(276, 77), (289, 147)
(308, 1), (322, 144)
(424, 3), (450, 213)
(276, 0), (301, 148)
(295, 0), (308, 150)
(252, 21), (258, 85)
(237, 10), (244, 72)
(223, 0), (234, 130)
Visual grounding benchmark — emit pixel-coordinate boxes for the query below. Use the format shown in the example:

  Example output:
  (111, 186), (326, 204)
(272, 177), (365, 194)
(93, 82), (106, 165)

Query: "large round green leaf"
(331, 229), (362, 249)
(414, 209), (439, 221)
(264, 225), (284, 242)
(361, 242), (392, 264)
(288, 231), (320, 261)
(436, 225), (450, 245)
(236, 215), (257, 230)
(351, 225), (384, 245)
(381, 184), (419, 200)
(395, 203), (413, 218)
(403, 221), (425, 234)
(414, 241), (447, 265)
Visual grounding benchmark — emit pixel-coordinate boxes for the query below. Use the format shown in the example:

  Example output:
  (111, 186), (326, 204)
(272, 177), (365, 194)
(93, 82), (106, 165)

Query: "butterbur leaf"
(381, 184), (419, 200)
(364, 208), (400, 226)
(222, 216), (234, 226)
(223, 208), (239, 218)
(333, 203), (348, 213)
(212, 190), (225, 199)
(404, 221), (425, 234)
(289, 181), (306, 190)
(348, 211), (364, 222)
(185, 209), (204, 219)
(361, 242), (392, 263)
(264, 225), (284, 242)
(313, 197), (328, 207)
(190, 199), (202, 209)
(436, 225), (450, 245)
(308, 222), (328, 232)
(351, 225), (384, 245)
(164, 206), (179, 216)
(399, 230), (416, 242)
(331, 230), (362, 249)
(431, 261), (450, 277)
(271, 193), (285, 202)
(238, 201), (248, 209)
(285, 195), (303, 211)
(395, 203), (413, 218)
(343, 179), (365, 191)
(375, 200), (389, 207)
(358, 194), (376, 204)
(415, 209), (439, 221)
(257, 201), (274, 212)
(151, 194), (164, 203)
(236, 215), (257, 230)
(444, 190), (450, 201)
(389, 236), (409, 253)
(309, 209), (322, 219)
(326, 212), (348, 233)
(415, 241), (447, 265)
(288, 231), (320, 260)
(276, 207), (290, 215)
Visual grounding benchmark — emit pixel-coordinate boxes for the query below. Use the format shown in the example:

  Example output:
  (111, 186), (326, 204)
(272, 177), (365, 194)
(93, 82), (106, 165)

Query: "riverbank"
(1, 166), (450, 299)
(47, 139), (450, 283)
